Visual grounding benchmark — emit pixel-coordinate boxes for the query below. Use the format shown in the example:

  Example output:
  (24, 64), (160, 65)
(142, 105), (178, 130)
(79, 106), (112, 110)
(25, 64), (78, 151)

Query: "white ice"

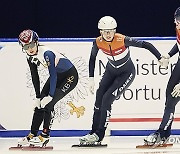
(0, 136), (180, 154)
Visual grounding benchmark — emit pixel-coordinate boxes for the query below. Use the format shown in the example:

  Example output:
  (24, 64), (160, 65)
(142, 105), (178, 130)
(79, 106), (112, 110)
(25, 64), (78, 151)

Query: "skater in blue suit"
(17, 29), (78, 146)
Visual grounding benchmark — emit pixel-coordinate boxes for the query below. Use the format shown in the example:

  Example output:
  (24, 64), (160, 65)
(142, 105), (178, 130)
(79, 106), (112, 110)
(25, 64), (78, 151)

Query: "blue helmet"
(18, 29), (39, 46)
(174, 7), (180, 20)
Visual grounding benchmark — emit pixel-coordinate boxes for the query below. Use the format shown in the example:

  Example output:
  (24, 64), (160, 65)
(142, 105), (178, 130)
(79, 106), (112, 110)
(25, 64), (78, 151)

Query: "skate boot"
(17, 133), (34, 147)
(79, 134), (91, 144)
(29, 132), (50, 147)
(144, 130), (169, 146)
(80, 133), (99, 145)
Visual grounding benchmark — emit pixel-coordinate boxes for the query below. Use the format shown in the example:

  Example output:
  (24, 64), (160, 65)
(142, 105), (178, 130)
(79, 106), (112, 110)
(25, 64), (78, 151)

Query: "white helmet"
(98, 16), (117, 30)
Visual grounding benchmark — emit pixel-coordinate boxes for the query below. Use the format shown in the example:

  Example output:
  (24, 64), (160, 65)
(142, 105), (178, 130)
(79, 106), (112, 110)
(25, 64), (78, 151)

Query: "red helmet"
(18, 29), (39, 46)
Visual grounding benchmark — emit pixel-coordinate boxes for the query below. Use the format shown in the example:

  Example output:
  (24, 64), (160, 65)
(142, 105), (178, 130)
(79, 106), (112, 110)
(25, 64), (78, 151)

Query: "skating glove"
(158, 54), (170, 69)
(89, 77), (95, 94)
(41, 96), (52, 108)
(171, 83), (180, 97)
(33, 98), (41, 110)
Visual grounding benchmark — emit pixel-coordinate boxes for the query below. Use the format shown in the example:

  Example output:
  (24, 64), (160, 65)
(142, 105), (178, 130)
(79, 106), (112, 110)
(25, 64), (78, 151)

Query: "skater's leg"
(158, 61), (180, 138)
(18, 108), (44, 146)
(95, 71), (135, 141)
(144, 60), (180, 145)
(83, 70), (135, 144)
(42, 68), (78, 135)
(31, 108), (44, 136)
(79, 70), (114, 144)
(91, 69), (115, 134)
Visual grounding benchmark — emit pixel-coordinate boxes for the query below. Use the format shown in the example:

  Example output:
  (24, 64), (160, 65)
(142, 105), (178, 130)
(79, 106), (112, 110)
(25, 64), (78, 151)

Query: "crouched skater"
(17, 29), (78, 147)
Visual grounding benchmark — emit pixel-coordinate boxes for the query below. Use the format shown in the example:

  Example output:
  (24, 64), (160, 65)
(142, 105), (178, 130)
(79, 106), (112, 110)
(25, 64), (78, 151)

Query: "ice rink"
(1, 136), (180, 154)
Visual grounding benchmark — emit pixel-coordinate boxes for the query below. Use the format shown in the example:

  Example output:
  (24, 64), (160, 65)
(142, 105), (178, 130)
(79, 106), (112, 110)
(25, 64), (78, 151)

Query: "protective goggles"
(22, 42), (36, 50)
(101, 29), (116, 33)
(175, 18), (180, 24)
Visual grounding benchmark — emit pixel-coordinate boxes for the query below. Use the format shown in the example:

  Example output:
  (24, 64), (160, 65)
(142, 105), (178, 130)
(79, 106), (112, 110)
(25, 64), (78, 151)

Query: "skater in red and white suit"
(144, 7), (180, 146)
(79, 16), (169, 145)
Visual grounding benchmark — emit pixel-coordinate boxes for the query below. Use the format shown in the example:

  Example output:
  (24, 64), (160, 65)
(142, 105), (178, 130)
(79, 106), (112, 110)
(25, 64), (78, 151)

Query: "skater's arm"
(27, 58), (41, 98)
(124, 36), (161, 60)
(168, 43), (179, 57)
(44, 50), (57, 97)
(89, 41), (99, 77)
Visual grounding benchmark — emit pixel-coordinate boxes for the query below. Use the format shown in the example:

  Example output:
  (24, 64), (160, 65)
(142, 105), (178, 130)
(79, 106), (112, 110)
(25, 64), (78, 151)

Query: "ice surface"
(0, 136), (180, 154)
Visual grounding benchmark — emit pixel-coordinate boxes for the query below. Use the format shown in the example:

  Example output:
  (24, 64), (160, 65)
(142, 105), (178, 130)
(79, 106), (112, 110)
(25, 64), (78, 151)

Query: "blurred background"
(0, 0), (179, 38)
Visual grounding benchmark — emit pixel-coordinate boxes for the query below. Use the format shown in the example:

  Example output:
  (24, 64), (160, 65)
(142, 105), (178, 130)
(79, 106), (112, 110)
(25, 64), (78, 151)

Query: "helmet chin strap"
(31, 41), (39, 56)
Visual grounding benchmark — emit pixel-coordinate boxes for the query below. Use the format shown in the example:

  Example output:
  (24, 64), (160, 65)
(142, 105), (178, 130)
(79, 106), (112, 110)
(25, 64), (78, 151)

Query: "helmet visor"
(101, 29), (116, 41)
(101, 29), (116, 34)
(175, 16), (180, 21)
(22, 42), (36, 50)
(175, 18), (180, 24)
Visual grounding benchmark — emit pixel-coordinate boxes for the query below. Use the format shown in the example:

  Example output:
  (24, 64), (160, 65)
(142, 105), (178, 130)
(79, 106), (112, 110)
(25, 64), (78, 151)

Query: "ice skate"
(136, 131), (171, 149)
(29, 132), (50, 147)
(10, 133), (52, 151)
(81, 133), (99, 145)
(9, 133), (35, 150)
(144, 131), (169, 147)
(73, 133), (107, 148)
(17, 133), (34, 147)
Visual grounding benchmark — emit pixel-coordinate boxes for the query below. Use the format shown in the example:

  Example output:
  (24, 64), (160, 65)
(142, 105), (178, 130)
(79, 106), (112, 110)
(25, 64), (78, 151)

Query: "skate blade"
(136, 143), (173, 149)
(9, 146), (53, 151)
(72, 144), (107, 148)
(9, 147), (24, 150)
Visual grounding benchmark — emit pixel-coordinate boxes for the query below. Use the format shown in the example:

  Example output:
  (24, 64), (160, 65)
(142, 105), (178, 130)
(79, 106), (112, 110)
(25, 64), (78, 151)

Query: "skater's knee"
(101, 96), (112, 109)
(43, 104), (54, 113)
(96, 87), (105, 97)
(165, 103), (176, 110)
